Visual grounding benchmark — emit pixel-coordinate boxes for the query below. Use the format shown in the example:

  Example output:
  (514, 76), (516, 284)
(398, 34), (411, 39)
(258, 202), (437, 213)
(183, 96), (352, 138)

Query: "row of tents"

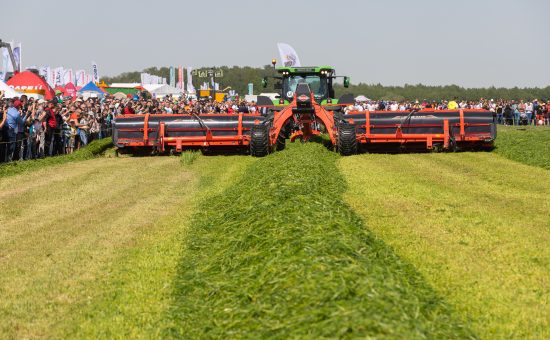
(1, 71), (184, 100)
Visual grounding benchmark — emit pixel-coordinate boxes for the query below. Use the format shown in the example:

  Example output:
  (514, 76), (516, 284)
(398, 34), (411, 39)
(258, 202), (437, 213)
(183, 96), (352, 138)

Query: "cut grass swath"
(168, 143), (473, 338)
(180, 150), (200, 166)
(0, 137), (113, 178)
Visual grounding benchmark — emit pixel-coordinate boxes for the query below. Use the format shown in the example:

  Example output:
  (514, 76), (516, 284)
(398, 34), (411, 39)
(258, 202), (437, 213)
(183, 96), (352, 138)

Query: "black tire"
(250, 124), (270, 157)
(276, 133), (286, 151)
(337, 124), (357, 156)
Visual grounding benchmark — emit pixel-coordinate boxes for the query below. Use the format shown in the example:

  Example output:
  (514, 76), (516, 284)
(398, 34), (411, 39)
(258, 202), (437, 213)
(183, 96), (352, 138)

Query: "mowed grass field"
(340, 126), (550, 338)
(0, 126), (548, 338)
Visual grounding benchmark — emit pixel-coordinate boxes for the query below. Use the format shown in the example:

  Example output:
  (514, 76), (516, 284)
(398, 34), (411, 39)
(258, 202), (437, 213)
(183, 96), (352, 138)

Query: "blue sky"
(2, 0), (549, 87)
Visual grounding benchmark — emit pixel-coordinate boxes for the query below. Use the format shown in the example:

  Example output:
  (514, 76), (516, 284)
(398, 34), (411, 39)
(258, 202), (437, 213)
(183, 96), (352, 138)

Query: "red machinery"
(113, 67), (496, 156)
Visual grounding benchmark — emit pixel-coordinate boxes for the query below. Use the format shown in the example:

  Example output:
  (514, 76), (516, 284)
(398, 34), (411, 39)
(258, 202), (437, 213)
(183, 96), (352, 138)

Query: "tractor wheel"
(276, 133), (286, 151)
(250, 124), (270, 157)
(337, 124), (357, 156)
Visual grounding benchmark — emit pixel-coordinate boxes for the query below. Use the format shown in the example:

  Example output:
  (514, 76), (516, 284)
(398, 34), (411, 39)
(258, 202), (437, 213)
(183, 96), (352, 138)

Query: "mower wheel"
(250, 124), (270, 157)
(337, 124), (357, 156)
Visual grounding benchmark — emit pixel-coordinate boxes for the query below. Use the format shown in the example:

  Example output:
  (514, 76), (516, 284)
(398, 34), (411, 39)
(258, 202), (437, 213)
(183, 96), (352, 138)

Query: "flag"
(140, 73), (149, 85)
(187, 67), (195, 94)
(63, 69), (74, 85)
(54, 67), (64, 87)
(169, 66), (175, 87)
(2, 44), (12, 78)
(46, 67), (54, 87)
(178, 66), (183, 90)
(12, 42), (22, 71)
(38, 66), (48, 77)
(91, 61), (99, 83)
(85, 73), (92, 84)
(277, 43), (301, 67)
(75, 70), (85, 86)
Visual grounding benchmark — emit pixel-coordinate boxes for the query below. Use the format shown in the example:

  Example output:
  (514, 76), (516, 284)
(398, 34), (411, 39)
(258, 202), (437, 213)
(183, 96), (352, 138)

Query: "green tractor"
(261, 65), (352, 107)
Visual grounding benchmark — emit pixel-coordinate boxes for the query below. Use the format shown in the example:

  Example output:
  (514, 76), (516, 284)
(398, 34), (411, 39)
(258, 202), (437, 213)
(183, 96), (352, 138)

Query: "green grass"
(180, 150), (201, 166)
(0, 153), (253, 338)
(495, 125), (550, 169)
(0, 137), (113, 178)
(340, 152), (550, 339)
(167, 143), (473, 338)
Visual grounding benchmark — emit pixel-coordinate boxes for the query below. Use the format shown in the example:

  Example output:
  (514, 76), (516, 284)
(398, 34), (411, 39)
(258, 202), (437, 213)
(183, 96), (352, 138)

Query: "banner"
(2, 46), (11, 79)
(186, 67), (195, 94)
(140, 73), (150, 85)
(178, 66), (183, 90)
(277, 42), (301, 67)
(85, 73), (92, 84)
(12, 42), (21, 71)
(169, 66), (175, 87)
(54, 67), (64, 87)
(75, 69), (85, 86)
(38, 66), (48, 77)
(46, 67), (54, 87)
(63, 68), (74, 85)
(91, 61), (99, 83)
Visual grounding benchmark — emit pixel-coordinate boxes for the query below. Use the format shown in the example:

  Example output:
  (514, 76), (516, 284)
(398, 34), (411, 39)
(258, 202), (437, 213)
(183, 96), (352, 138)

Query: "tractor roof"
(276, 66), (334, 74)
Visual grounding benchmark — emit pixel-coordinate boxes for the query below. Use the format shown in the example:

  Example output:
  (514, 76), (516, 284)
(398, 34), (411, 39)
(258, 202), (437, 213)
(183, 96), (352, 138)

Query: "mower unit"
(112, 65), (496, 156)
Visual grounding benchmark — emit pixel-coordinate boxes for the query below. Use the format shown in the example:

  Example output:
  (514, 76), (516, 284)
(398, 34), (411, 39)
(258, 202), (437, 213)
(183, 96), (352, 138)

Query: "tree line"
(102, 66), (550, 101)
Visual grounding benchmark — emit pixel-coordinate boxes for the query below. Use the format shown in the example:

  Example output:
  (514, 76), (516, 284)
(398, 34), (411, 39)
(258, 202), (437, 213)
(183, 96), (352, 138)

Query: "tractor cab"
(262, 66), (350, 105)
(280, 67), (334, 102)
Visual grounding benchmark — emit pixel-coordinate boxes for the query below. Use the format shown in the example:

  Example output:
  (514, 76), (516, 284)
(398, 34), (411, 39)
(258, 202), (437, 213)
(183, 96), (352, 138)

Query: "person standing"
(5, 100), (25, 162)
(447, 97), (459, 110)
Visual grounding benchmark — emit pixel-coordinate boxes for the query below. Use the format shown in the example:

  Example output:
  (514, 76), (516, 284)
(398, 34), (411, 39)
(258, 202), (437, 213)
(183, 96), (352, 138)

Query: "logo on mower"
(298, 95), (309, 102)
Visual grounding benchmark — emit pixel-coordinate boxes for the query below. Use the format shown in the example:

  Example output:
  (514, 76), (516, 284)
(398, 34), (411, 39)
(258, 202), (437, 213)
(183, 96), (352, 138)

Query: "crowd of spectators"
(344, 98), (550, 126)
(1, 91), (549, 164)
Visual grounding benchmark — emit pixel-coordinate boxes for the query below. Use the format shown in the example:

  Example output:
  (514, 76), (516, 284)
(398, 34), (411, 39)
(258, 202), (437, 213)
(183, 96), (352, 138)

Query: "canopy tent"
(0, 80), (20, 98)
(6, 71), (56, 100)
(78, 81), (105, 98)
(144, 84), (182, 98)
(354, 95), (369, 102)
(112, 92), (127, 100)
(64, 82), (77, 98)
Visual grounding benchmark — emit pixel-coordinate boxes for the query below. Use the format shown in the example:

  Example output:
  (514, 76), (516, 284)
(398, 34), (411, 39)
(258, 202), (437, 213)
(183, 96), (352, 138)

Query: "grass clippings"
(168, 143), (472, 338)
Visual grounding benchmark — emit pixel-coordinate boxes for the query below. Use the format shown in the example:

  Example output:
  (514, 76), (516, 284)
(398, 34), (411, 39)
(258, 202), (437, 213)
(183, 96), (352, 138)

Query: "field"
(0, 126), (548, 338)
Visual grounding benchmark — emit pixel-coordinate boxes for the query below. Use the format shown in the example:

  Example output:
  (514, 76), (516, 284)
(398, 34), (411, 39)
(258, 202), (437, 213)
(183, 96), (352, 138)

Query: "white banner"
(46, 67), (54, 87)
(2, 42), (23, 72)
(2, 45), (11, 78)
(54, 67), (64, 87)
(186, 67), (195, 94)
(178, 66), (183, 89)
(38, 66), (48, 77)
(63, 68), (74, 85)
(277, 42), (301, 67)
(12, 42), (21, 71)
(75, 69), (85, 86)
(91, 61), (99, 83)
(85, 73), (92, 84)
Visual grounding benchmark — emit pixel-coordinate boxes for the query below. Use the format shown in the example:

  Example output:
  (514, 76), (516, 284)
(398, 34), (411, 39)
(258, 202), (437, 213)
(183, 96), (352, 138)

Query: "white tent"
(0, 80), (20, 99)
(355, 95), (369, 102)
(144, 84), (182, 98)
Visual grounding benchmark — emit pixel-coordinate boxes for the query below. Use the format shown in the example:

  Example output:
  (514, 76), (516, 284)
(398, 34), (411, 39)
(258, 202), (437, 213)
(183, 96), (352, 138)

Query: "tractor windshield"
(283, 75), (327, 101)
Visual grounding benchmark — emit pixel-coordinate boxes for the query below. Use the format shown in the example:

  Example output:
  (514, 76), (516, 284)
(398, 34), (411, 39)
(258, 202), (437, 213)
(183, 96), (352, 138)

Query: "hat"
(38, 99), (46, 104)
(13, 100), (22, 108)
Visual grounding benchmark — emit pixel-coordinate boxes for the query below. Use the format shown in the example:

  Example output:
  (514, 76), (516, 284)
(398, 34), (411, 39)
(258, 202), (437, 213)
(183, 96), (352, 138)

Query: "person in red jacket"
(123, 102), (135, 115)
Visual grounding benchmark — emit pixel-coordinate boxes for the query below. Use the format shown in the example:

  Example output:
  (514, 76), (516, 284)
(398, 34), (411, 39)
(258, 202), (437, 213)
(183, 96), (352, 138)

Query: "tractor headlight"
(327, 98), (332, 104)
